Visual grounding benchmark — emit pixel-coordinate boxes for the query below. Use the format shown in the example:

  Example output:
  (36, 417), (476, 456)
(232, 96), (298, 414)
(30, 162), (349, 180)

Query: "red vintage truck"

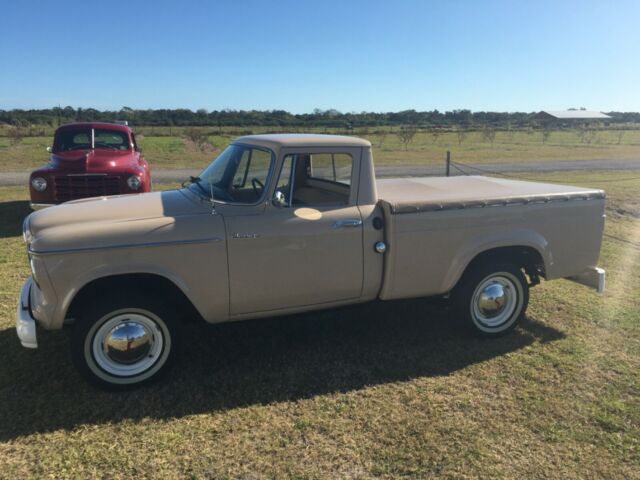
(29, 122), (151, 209)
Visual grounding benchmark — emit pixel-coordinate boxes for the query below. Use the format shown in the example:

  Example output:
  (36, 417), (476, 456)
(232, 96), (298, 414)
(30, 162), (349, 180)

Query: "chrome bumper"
(30, 203), (54, 210)
(568, 267), (606, 295)
(16, 277), (38, 348)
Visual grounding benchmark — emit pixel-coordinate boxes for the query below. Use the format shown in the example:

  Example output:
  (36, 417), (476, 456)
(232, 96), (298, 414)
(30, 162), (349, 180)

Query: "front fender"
(40, 236), (229, 329)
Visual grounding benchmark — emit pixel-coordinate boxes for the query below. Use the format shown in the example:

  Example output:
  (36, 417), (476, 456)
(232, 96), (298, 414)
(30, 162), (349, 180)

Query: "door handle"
(333, 219), (363, 229)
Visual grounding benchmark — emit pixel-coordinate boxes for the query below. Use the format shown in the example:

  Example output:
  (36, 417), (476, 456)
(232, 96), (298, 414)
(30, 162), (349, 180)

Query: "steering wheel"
(251, 178), (265, 197)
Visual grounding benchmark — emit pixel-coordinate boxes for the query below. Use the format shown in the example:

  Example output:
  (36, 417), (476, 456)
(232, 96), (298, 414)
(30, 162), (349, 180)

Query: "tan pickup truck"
(17, 134), (606, 389)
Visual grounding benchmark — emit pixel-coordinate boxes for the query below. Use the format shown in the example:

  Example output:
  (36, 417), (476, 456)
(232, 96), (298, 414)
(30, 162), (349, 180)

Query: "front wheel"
(71, 293), (178, 390)
(450, 261), (529, 337)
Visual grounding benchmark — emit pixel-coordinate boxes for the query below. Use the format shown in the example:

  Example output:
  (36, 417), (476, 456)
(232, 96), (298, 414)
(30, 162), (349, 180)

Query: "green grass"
(1, 127), (640, 172)
(0, 171), (638, 478)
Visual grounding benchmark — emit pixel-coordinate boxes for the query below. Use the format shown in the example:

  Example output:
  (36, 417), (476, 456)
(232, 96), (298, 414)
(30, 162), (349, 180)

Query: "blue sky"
(1, 0), (639, 112)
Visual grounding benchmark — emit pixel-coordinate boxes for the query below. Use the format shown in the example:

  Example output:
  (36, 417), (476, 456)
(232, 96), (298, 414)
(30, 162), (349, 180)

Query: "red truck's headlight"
(127, 175), (142, 190)
(31, 177), (48, 192)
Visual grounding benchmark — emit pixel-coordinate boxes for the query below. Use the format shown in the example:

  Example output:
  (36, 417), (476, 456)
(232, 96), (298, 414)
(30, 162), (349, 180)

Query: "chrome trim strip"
(29, 237), (223, 256)
(66, 173), (109, 177)
(333, 219), (363, 228)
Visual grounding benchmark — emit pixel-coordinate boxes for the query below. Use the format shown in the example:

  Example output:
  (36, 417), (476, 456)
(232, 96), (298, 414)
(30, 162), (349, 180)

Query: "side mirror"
(272, 190), (287, 208)
(46, 146), (52, 153)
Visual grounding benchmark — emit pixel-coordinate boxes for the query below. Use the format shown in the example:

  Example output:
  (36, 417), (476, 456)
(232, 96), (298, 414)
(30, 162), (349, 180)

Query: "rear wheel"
(451, 261), (529, 337)
(71, 292), (178, 390)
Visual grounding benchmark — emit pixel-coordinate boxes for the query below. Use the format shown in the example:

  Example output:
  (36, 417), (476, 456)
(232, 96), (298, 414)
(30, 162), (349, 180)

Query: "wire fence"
(448, 158), (640, 184)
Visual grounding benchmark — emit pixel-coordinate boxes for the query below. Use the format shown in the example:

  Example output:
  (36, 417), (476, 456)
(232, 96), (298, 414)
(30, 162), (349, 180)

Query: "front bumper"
(16, 277), (38, 348)
(568, 267), (606, 294)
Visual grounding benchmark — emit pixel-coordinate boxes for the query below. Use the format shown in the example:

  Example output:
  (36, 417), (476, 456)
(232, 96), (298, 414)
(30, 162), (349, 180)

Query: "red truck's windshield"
(54, 129), (131, 152)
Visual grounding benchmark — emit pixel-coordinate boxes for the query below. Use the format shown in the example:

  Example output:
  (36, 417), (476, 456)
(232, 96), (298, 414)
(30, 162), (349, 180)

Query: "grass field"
(1, 127), (640, 172)
(0, 170), (638, 478)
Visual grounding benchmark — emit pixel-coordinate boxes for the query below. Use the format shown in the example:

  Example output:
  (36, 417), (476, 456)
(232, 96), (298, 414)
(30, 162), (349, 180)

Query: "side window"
(274, 153), (353, 207)
(308, 153), (352, 185)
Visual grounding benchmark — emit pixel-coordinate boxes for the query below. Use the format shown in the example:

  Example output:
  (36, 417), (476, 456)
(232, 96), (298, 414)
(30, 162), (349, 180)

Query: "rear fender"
(441, 229), (551, 293)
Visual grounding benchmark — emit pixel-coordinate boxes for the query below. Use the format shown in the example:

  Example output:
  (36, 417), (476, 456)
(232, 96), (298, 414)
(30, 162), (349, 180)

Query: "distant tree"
(184, 127), (210, 151)
(196, 108), (208, 126)
(7, 126), (24, 145)
(396, 126), (417, 151)
(1, 106), (638, 131)
(456, 128), (467, 145)
(482, 127), (496, 144)
(578, 125), (596, 144)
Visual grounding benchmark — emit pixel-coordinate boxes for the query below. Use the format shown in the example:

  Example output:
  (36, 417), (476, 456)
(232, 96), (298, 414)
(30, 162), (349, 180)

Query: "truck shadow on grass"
(0, 200), (31, 238)
(0, 298), (564, 441)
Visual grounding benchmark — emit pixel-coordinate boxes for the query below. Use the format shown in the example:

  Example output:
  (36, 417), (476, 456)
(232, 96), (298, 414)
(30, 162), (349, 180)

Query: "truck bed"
(374, 175), (606, 301)
(376, 176), (605, 214)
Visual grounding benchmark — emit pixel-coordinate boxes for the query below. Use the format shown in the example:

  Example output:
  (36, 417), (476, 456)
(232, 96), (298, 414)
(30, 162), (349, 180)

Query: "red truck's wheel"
(71, 292), (179, 390)
(451, 261), (529, 337)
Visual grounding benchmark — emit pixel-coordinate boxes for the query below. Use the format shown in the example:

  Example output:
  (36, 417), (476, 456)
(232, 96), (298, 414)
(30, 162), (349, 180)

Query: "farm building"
(532, 110), (611, 125)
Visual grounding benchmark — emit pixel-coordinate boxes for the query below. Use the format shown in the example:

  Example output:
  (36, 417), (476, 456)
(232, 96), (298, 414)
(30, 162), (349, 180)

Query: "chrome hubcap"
(471, 275), (519, 329)
(103, 321), (153, 365)
(478, 283), (509, 317)
(92, 313), (164, 377)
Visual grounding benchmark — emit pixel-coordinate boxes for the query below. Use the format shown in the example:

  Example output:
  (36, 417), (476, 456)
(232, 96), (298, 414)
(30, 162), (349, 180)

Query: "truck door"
(226, 149), (364, 315)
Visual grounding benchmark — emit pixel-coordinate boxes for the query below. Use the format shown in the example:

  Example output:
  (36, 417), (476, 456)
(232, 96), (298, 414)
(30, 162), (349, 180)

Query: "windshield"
(191, 144), (274, 204)
(54, 128), (131, 152)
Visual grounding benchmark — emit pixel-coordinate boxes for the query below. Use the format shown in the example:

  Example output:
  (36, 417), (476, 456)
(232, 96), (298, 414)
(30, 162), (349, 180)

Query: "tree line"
(2, 107), (639, 128)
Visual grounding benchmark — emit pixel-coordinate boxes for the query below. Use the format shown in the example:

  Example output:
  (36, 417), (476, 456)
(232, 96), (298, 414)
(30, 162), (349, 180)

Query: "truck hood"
(47, 149), (139, 172)
(27, 189), (212, 254)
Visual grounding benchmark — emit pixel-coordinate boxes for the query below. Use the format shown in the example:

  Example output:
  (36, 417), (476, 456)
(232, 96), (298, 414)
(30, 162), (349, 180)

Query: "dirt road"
(2, 159), (639, 187)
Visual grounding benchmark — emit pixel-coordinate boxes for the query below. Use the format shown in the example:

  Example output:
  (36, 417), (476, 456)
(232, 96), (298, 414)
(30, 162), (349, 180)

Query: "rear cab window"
(275, 152), (353, 207)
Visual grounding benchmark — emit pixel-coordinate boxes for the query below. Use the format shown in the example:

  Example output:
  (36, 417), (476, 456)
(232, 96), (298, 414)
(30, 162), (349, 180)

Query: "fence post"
(446, 151), (451, 177)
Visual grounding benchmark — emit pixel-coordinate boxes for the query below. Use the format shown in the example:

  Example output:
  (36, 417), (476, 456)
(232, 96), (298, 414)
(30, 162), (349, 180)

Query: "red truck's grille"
(54, 175), (122, 202)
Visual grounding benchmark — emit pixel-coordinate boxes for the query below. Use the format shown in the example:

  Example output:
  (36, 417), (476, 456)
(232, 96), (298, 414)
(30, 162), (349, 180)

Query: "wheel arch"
(65, 273), (203, 325)
(446, 244), (547, 293)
